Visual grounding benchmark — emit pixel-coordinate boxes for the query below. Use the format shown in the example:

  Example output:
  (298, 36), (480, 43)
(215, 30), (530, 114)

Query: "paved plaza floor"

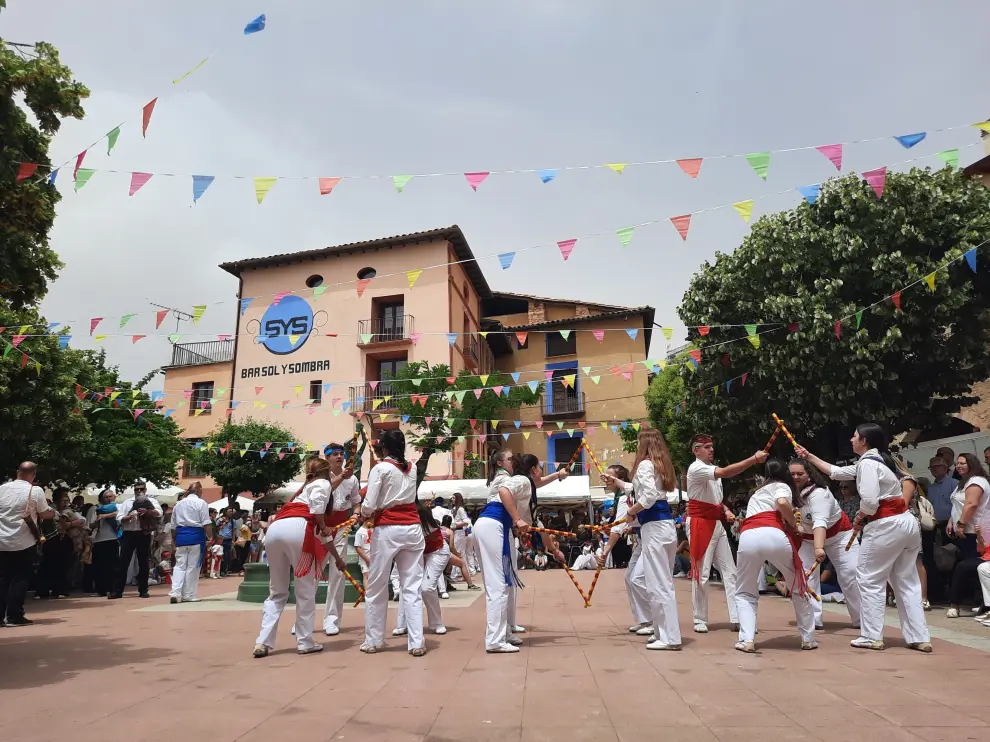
(1, 570), (986, 742)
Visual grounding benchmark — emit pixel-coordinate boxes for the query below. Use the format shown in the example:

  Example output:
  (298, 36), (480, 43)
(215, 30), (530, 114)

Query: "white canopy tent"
(79, 481), (184, 506)
(417, 475), (607, 507)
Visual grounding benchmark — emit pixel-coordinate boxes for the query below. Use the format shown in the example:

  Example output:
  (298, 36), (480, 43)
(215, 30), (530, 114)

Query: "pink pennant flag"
(129, 172), (153, 196)
(131, 335), (145, 344)
(492, 385), (503, 396)
(741, 373), (749, 386)
(535, 421), (543, 429)
(464, 172), (490, 191)
(12, 335), (26, 348)
(592, 329), (605, 343)
(255, 386), (263, 396)
(515, 331), (528, 346)
(689, 349), (702, 365)
(218, 334), (232, 341)
(622, 372), (632, 380)
(425, 416), (433, 426)
(473, 389), (483, 399)
(73, 151), (87, 179)
(369, 381), (379, 391)
(670, 214), (692, 241)
(319, 177), (342, 195)
(90, 317), (102, 335)
(156, 310), (168, 329)
(544, 370), (554, 381)
(183, 389), (193, 399)
(357, 278), (372, 297)
(410, 332), (421, 345)
(698, 326), (710, 336)
(557, 239), (577, 261)
(446, 377), (456, 385)
(834, 320), (842, 339)
(142, 98), (158, 137)
(816, 143), (843, 171)
(862, 167), (887, 199)
(676, 158), (703, 179)
(133, 409), (145, 421)
(272, 291), (289, 306)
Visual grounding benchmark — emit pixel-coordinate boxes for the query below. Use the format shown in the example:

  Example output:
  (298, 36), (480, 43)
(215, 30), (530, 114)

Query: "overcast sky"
(5, 1), (989, 386)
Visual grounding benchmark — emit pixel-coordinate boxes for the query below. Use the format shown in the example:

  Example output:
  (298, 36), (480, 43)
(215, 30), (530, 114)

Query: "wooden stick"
(344, 568), (366, 606)
(530, 526), (577, 539)
(763, 425), (782, 453)
(581, 440), (606, 474)
(845, 528), (859, 551)
(585, 565), (603, 607)
(771, 413), (799, 449)
(805, 560), (820, 579)
(562, 564), (591, 607)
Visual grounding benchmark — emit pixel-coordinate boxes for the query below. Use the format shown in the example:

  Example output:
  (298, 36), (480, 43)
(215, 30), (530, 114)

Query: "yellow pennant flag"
(110, 392), (121, 402)
(491, 420), (500, 428)
(192, 305), (207, 324)
(522, 431), (531, 440)
(480, 332), (488, 339)
(194, 409), (203, 417)
(661, 327), (673, 341)
(633, 423), (641, 431)
(294, 385), (303, 397)
(407, 269), (423, 288)
(972, 121), (990, 134)
(657, 360), (667, 371)
(924, 272), (936, 291)
(372, 399), (383, 410)
(562, 374), (576, 388)
(378, 413), (389, 422)
(732, 200), (755, 223)
(479, 374), (489, 385)
(172, 55), (212, 84)
(748, 335), (760, 349)
(254, 177), (277, 204)
(601, 422), (608, 429)
(606, 163), (627, 175)
(95, 335), (107, 342)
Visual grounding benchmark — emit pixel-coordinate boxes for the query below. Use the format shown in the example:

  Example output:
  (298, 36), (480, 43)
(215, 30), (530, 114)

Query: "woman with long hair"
(789, 458), (861, 630)
(946, 452), (990, 619)
(798, 423), (931, 652)
(601, 429), (682, 650)
(450, 492), (477, 577)
(253, 456), (348, 658)
(734, 459), (815, 653)
(359, 429), (426, 655)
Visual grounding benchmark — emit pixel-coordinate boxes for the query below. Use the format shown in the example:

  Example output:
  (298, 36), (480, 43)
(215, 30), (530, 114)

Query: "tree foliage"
(387, 361), (541, 486)
(192, 418), (303, 499)
(677, 167), (990, 462)
(619, 365), (693, 472)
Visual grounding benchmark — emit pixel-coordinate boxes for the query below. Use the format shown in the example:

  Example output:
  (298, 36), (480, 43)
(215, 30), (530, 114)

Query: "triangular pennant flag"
(698, 326), (710, 336)
(133, 409), (145, 421)
(74, 168), (95, 191)
(498, 252), (515, 270)
(592, 330), (604, 343)
(313, 285), (327, 298)
(94, 334), (107, 343)
(58, 335), (70, 349)
(319, 177), (342, 195)
(676, 158), (703, 179)
(741, 372), (749, 386)
(862, 167), (887, 199)
(356, 278), (372, 297)
(359, 333), (374, 344)
(447, 333), (457, 346)
(106, 126), (121, 155)
(516, 331), (528, 346)
(798, 184), (821, 205)
(965, 248), (977, 273)
(924, 272), (936, 291)
(169, 333), (181, 343)
(254, 177), (277, 204)
(16, 163), (38, 182)
(479, 374), (490, 385)
(834, 320), (842, 340)
(272, 292), (288, 306)
(73, 150), (87, 179)
(473, 389), (484, 399)
(392, 175), (413, 193)
(192, 175), (215, 203)
(670, 214), (691, 241)
(173, 57), (211, 85)
(464, 172), (490, 191)
(616, 226), (635, 247)
(192, 305), (207, 324)
(661, 327), (672, 341)
(537, 169), (557, 184)
(118, 314), (135, 329)
(407, 269), (423, 288)
(689, 349), (701, 365)
(90, 318), (102, 335)
(590, 376), (600, 384)
(244, 14), (267, 34)
(511, 372), (521, 383)
(937, 149), (960, 169)
(744, 324), (759, 348)
(816, 144), (842, 171)
(142, 98), (158, 138)
(527, 380), (539, 392)
(557, 239), (577, 261)
(155, 310), (168, 329)
(732, 200), (755, 223)
(131, 335), (145, 344)
(855, 311), (863, 329)
(408, 332), (421, 345)
(48, 168), (58, 185)
(606, 163), (627, 175)
(892, 291), (902, 311)
(559, 330), (571, 340)
(522, 431), (531, 440)
(626, 328), (638, 341)
(11, 335), (25, 348)
(894, 132), (926, 149)
(746, 152), (771, 180)
(581, 366), (592, 375)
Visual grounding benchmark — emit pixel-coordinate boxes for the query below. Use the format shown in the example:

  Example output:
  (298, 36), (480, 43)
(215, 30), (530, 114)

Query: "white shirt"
(171, 494), (212, 528)
(432, 505), (452, 524)
(210, 544), (225, 556)
(361, 461), (417, 516)
(687, 459), (724, 505)
(951, 476), (990, 534)
(607, 489), (633, 535)
(118, 495), (163, 532)
(452, 505), (471, 529)
(353, 526), (370, 570)
(666, 488), (682, 505)
(615, 460), (670, 511)
(800, 486), (844, 532)
(0, 480), (51, 552)
(487, 472), (534, 524)
(330, 475), (361, 513)
(829, 449), (902, 517)
(745, 481), (793, 518)
(296, 478), (332, 514)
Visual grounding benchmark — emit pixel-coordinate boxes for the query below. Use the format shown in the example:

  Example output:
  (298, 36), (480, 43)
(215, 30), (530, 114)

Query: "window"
(546, 331), (577, 357)
(378, 301), (405, 340)
(358, 267), (377, 280)
(554, 436), (583, 474)
(190, 381), (214, 415)
(309, 380), (323, 405)
(305, 274), (323, 288)
(378, 358), (407, 380)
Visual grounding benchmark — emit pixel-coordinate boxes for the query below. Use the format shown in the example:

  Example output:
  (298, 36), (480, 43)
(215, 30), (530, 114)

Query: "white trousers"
(464, 531), (480, 572)
(735, 526), (815, 643)
(321, 527), (349, 633)
(685, 518), (739, 624)
(625, 539), (650, 625)
(857, 512), (929, 644)
(572, 554), (597, 570)
(169, 544), (202, 600)
(475, 516), (518, 649)
(364, 524), (425, 650)
(451, 530), (467, 581)
(641, 520), (682, 645)
(398, 543), (449, 631)
(798, 532), (862, 628)
(978, 562), (990, 607)
(256, 518), (319, 651)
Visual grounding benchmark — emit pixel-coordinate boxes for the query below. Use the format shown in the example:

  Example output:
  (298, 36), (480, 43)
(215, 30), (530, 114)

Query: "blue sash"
(175, 525), (208, 567)
(637, 500), (673, 525)
(477, 501), (524, 589)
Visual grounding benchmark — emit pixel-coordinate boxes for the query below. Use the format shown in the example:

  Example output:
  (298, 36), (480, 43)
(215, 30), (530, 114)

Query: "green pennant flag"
(411, 378), (423, 387)
(855, 311), (863, 329)
(560, 330), (571, 340)
(107, 127), (121, 155)
(313, 286), (328, 298)
(119, 314), (136, 329)
(936, 149), (959, 169)
(169, 333), (181, 343)
(74, 168), (95, 192)
(746, 152), (771, 181)
(392, 175), (413, 193)
(616, 226), (635, 248)
(3, 344), (12, 357)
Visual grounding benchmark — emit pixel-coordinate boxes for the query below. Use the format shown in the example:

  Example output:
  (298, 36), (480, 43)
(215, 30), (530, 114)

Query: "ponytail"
(487, 448), (510, 485)
(380, 429), (409, 472)
(855, 422), (898, 476)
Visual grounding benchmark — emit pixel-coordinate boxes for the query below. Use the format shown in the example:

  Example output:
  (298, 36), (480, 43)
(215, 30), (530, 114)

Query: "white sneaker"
(486, 643), (520, 653)
(513, 625), (526, 633)
(801, 640), (819, 651)
(359, 642), (384, 654)
(646, 639), (681, 651)
(850, 636), (885, 650)
(629, 623), (648, 633)
(183, 597), (201, 603)
(946, 608), (960, 618)
(392, 627), (408, 636)
(506, 635), (523, 646)
(430, 626), (447, 635)
(672, 572), (687, 578)
(734, 641), (756, 653)
(297, 644), (324, 655)
(635, 626), (654, 636)
(440, 592), (449, 599)
(693, 621), (708, 634)
(325, 627), (339, 636)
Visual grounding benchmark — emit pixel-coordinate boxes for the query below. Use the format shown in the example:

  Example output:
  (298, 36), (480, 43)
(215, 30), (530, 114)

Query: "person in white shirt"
(110, 481), (163, 600)
(571, 543), (597, 570)
(798, 422), (931, 652)
(789, 458), (861, 630)
(353, 521), (372, 587)
(686, 434), (767, 634)
(254, 457), (348, 658)
(0, 462), (54, 626)
(86, 488), (120, 597)
(734, 460), (817, 653)
(946, 452), (990, 619)
(169, 488), (213, 604)
(450, 493), (475, 579)
(360, 430), (427, 656)
(320, 442), (362, 636)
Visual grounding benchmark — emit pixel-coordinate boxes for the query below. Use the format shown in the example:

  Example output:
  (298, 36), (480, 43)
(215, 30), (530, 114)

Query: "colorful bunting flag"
(58, 335), (70, 350)
(676, 158), (703, 179)
(557, 239), (576, 261)
(118, 314), (135, 329)
(924, 272), (936, 291)
(606, 163), (627, 175)
(244, 14), (267, 34)
(746, 152), (771, 180)
(409, 332), (421, 345)
(356, 278), (372, 297)
(254, 177), (277, 204)
(239, 298), (253, 316)
(626, 328), (638, 341)
(745, 324), (759, 349)
(698, 326), (710, 336)
(73, 151), (86, 179)
(498, 252), (515, 270)
(359, 333), (374, 344)
(732, 200), (755, 223)
(670, 214), (692, 241)
(592, 329), (604, 343)
(537, 169), (557, 184)
(392, 175), (413, 193)
(616, 226), (635, 247)
(192, 305), (207, 324)
(689, 349), (701, 365)
(319, 176), (341, 195)
(798, 184), (821, 205)
(816, 143), (842, 171)
(516, 331), (528, 346)
(892, 291), (902, 311)
(407, 269), (423, 288)
(834, 320), (841, 340)
(559, 330), (571, 340)
(894, 132), (926, 149)
(447, 333), (457, 347)
(142, 98), (158, 138)
(965, 248), (977, 273)
(937, 149), (959, 169)
(855, 311), (863, 329)
(15, 163), (38, 183)
(464, 172), (490, 191)
(74, 168), (95, 191)
(90, 318), (102, 335)
(661, 328), (672, 341)
(128, 172), (153, 196)
(172, 57), (211, 85)
(862, 166), (887, 199)
(106, 127), (121, 155)
(169, 333), (181, 343)
(192, 175), (215, 203)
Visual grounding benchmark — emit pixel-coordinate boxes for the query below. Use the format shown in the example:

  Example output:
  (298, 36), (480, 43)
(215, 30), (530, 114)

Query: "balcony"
(357, 315), (414, 346)
(169, 340), (235, 368)
(463, 335), (494, 373)
(541, 389), (586, 420)
(348, 382), (400, 414)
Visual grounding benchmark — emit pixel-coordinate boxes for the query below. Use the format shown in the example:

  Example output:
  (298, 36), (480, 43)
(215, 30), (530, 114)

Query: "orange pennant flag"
(670, 214), (692, 241)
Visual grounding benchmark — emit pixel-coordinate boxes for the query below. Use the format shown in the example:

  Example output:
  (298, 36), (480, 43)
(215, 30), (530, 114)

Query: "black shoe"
(139, 593), (151, 599)
(108, 593), (122, 600)
(6, 617), (33, 626)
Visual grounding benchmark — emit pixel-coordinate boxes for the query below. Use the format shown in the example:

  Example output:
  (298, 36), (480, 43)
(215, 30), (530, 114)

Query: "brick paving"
(1, 571), (985, 742)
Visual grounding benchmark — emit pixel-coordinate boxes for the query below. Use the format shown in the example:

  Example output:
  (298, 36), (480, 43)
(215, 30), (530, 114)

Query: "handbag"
(917, 495), (935, 532)
(934, 542), (959, 573)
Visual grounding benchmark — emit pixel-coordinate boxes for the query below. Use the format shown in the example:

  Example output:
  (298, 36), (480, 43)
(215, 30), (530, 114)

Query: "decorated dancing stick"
(344, 568), (366, 606)
(805, 560), (820, 579)
(530, 526), (578, 539)
(771, 413), (799, 449)
(585, 566), (603, 607)
(763, 425), (782, 453)
(845, 528), (859, 551)
(562, 564), (591, 607)
(578, 441), (608, 606)
(581, 440), (606, 474)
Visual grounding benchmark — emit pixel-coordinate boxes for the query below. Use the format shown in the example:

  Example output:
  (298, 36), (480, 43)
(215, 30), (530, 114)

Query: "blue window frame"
(544, 360), (579, 413)
(547, 431), (584, 473)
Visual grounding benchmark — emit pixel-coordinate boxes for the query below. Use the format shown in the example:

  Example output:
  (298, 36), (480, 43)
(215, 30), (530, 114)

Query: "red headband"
(693, 436), (713, 446)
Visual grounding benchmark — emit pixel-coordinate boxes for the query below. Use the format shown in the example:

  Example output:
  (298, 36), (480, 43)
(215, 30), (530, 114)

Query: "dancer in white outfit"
(686, 434), (766, 633)
(360, 430), (427, 656)
(734, 459), (817, 653)
(789, 458), (861, 630)
(253, 457), (348, 658)
(395, 504), (451, 637)
(602, 429), (683, 650)
(451, 493), (477, 576)
(798, 423), (932, 652)
(320, 442), (362, 636)
(599, 465), (650, 635)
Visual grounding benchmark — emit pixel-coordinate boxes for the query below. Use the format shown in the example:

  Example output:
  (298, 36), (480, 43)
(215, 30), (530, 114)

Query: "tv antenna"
(149, 303), (194, 338)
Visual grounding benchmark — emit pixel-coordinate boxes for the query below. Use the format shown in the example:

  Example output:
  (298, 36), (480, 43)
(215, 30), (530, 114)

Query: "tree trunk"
(415, 447), (434, 489)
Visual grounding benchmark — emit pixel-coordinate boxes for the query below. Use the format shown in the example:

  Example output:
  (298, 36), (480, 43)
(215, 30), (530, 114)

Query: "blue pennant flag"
(240, 298), (253, 315)
(503, 433), (510, 441)
(798, 184), (821, 205)
(192, 175), (215, 203)
(514, 420), (521, 429)
(447, 333), (457, 346)
(626, 329), (638, 340)
(965, 248), (978, 273)
(894, 132), (926, 149)
(48, 169), (59, 186)
(151, 391), (164, 402)
(258, 449), (267, 458)
(510, 372), (521, 383)
(401, 415), (410, 424)
(230, 401), (240, 409)
(244, 14), (267, 35)
(58, 335), (71, 350)
(726, 379), (733, 393)
(163, 409), (175, 419)
(46, 323), (60, 332)
(537, 169), (558, 184)
(498, 252), (515, 270)
(527, 380), (539, 392)
(341, 402), (351, 412)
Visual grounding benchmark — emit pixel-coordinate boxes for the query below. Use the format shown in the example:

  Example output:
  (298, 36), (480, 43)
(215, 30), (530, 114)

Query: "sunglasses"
(134, 488), (147, 493)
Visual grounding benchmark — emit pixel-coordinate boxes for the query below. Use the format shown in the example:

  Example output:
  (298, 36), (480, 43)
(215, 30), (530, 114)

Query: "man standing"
(926, 456), (956, 535)
(936, 447), (960, 480)
(217, 507), (235, 576)
(0, 463), (53, 626)
(110, 480), (162, 599)
(685, 435), (767, 633)
(169, 484), (213, 604)
(321, 443), (360, 636)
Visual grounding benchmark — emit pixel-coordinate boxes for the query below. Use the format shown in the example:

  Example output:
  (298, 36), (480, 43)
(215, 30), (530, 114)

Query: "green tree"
(387, 362), (541, 486)
(1, 34), (88, 307)
(192, 418), (303, 503)
(618, 365), (692, 472)
(677, 167), (990, 461)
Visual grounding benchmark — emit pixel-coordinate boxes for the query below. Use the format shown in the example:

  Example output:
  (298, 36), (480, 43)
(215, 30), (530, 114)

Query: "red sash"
(326, 509), (351, 527)
(740, 511), (809, 597)
(870, 497), (907, 521)
(271, 500), (326, 578)
(801, 511), (852, 541)
(374, 502), (420, 527)
(424, 528), (444, 554)
(686, 500), (725, 583)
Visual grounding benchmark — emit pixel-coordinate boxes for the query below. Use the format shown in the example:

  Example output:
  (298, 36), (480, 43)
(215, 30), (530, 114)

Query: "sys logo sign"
(248, 295), (327, 355)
